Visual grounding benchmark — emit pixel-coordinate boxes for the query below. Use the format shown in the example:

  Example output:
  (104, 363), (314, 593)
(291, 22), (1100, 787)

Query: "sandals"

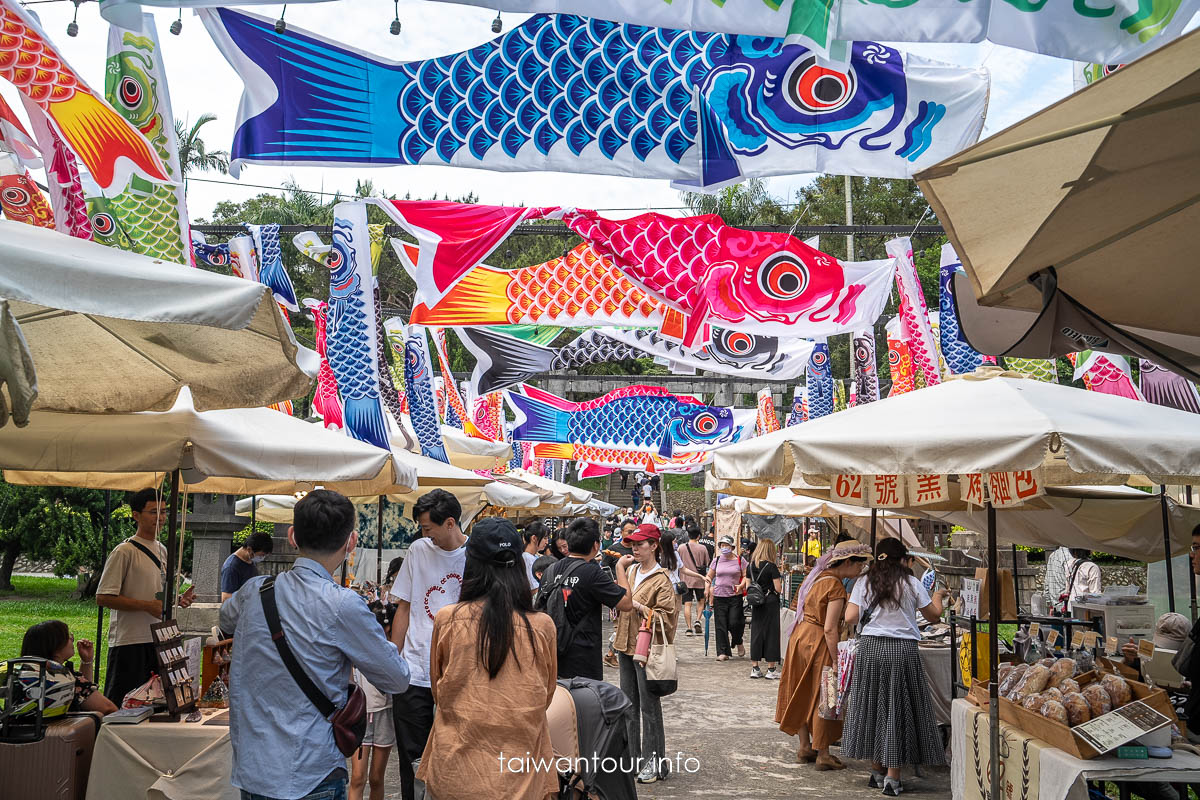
(815, 753), (845, 771)
(796, 746), (817, 764)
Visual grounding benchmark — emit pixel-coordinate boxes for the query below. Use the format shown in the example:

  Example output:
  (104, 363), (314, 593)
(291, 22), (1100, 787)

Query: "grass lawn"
(0, 576), (109, 679)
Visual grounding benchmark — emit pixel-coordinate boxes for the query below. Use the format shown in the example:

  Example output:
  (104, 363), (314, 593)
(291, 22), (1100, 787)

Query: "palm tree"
(679, 178), (792, 226)
(175, 113), (230, 183)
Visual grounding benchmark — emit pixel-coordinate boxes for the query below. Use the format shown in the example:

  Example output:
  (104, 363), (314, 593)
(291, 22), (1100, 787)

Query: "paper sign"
(987, 471), (1017, 507)
(1013, 469), (1046, 502)
(1071, 630), (1085, 649)
(1084, 631), (1100, 649)
(1046, 629), (1060, 647)
(961, 578), (981, 618)
(1028, 622), (1040, 638)
(869, 474), (905, 508)
(1139, 639), (1156, 659)
(907, 473), (949, 506)
(1073, 701), (1171, 755)
(1107, 636), (1120, 656)
(961, 473), (985, 506)
(832, 474), (867, 506)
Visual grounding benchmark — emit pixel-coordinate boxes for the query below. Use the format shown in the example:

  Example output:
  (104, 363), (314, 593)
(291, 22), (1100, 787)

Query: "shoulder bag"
(644, 607), (677, 696)
(259, 577), (366, 757)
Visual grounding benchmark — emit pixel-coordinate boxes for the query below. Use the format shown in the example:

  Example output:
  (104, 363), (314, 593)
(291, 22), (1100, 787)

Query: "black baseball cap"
(467, 517), (522, 567)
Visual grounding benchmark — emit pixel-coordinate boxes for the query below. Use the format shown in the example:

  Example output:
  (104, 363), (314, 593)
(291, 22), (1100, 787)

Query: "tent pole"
(163, 470), (181, 619)
(870, 508), (878, 552)
(1161, 486), (1176, 612)
(376, 496), (384, 587)
(987, 502), (1001, 800)
(250, 494), (256, 533)
(1189, 486), (1197, 622)
(1011, 543), (1021, 615)
(96, 489), (111, 689)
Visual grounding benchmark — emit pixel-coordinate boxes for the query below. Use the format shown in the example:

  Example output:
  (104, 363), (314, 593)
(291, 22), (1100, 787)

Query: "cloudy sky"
(1, 0), (1150, 222)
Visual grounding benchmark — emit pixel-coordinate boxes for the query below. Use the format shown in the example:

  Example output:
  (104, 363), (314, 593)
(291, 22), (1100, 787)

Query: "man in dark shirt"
(539, 517), (632, 680)
(220, 531), (274, 601)
(695, 525), (716, 561)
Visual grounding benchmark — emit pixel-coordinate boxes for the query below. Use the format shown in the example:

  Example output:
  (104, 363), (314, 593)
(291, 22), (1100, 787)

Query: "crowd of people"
(18, 486), (1200, 800)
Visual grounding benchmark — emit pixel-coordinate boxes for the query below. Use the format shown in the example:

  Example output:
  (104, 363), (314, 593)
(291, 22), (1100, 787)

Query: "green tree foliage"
(0, 482), (129, 595)
(175, 114), (230, 179)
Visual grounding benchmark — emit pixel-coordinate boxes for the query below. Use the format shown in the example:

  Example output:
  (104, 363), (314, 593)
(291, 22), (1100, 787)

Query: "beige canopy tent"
(716, 367), (1200, 800)
(0, 221), (316, 422)
(916, 29), (1200, 381)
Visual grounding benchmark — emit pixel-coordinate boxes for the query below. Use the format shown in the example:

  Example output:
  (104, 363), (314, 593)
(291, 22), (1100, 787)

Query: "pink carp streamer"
(886, 237), (940, 389)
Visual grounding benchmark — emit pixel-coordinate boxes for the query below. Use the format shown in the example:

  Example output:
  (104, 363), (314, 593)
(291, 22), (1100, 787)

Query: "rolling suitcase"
(0, 711), (101, 800)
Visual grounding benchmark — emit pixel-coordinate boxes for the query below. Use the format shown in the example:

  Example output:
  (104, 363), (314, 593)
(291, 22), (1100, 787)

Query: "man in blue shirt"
(221, 490), (410, 800)
(220, 531), (274, 601)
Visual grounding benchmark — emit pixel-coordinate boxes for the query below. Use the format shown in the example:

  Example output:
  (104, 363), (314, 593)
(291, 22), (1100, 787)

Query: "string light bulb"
(389, 0), (401, 35)
(274, 4), (287, 34)
(169, 10), (182, 35)
(491, 12), (502, 34)
(66, 0), (81, 37)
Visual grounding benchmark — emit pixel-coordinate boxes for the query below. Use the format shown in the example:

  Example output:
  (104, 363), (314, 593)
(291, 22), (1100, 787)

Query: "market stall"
(84, 710), (238, 800)
(712, 367), (1200, 800)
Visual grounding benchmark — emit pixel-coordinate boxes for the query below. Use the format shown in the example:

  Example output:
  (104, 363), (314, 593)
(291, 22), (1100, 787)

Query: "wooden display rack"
(150, 619), (197, 720)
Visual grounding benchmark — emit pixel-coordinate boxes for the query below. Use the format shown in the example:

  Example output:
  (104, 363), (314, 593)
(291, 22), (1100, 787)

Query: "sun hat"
(717, 535), (735, 547)
(1154, 612), (1190, 650)
(825, 540), (874, 564)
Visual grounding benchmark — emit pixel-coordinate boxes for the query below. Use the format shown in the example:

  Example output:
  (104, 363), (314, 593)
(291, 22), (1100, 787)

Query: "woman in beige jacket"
(612, 523), (679, 785)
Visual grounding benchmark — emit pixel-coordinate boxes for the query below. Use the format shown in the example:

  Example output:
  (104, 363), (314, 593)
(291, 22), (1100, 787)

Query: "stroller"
(547, 677), (637, 800)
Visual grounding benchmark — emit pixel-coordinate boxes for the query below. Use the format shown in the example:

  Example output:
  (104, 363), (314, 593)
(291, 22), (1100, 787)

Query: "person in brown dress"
(775, 540), (872, 770)
(417, 518), (559, 800)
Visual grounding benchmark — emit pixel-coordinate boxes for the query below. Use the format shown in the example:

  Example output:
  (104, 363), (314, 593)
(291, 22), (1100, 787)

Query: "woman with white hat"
(706, 535), (749, 661)
(775, 539), (871, 770)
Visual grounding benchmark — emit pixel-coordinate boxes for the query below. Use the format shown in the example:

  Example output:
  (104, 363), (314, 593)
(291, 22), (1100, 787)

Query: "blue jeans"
(240, 777), (347, 800)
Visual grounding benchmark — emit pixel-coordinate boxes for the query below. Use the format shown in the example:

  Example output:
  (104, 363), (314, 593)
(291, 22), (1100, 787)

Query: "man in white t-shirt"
(389, 489), (466, 800)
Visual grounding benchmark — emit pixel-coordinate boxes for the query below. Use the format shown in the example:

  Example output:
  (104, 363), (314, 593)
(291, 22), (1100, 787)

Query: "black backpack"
(534, 558), (588, 656)
(746, 561), (766, 607)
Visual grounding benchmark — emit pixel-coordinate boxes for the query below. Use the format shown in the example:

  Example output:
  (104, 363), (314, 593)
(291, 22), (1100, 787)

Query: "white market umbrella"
(916, 30), (1200, 381)
(712, 368), (1200, 488)
(235, 481), (545, 523)
(0, 388), (415, 495)
(440, 426), (513, 470)
(496, 469), (593, 505)
(0, 221), (317, 419)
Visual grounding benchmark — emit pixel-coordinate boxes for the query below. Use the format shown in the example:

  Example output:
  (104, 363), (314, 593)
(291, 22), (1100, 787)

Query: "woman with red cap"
(613, 523), (679, 785)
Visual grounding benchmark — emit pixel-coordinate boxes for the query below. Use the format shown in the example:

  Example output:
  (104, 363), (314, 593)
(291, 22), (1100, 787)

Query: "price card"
(960, 578), (980, 618)
(1028, 622), (1041, 638)
(1073, 701), (1171, 755)
(1083, 632), (1100, 649)
(1071, 630), (1085, 649)
(1106, 636), (1120, 656)
(1046, 629), (1060, 648)
(1138, 639), (1156, 659)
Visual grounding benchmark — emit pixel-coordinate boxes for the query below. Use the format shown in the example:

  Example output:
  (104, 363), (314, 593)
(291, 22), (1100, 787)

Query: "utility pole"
(843, 174), (855, 261)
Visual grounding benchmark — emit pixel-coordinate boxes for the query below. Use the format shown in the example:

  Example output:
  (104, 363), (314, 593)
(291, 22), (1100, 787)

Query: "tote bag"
(644, 613), (677, 697)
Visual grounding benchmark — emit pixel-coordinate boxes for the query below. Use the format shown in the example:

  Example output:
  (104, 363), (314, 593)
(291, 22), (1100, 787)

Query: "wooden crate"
(997, 676), (1173, 760)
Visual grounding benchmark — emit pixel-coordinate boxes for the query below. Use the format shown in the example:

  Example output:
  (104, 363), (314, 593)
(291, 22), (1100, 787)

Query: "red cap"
(625, 523), (661, 543)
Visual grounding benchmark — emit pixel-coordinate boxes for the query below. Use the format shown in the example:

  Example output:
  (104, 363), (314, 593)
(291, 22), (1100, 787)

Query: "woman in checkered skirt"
(842, 538), (950, 797)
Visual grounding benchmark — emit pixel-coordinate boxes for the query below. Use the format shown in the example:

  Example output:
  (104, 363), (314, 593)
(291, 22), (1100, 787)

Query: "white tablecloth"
(85, 711), (238, 800)
(951, 699), (1200, 800)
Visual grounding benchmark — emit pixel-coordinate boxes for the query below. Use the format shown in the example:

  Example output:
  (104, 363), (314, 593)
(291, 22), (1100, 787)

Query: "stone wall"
(663, 490), (708, 520)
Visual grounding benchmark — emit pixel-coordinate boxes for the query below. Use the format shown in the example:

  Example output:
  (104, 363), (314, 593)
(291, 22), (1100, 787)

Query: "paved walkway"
(375, 614), (950, 798)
